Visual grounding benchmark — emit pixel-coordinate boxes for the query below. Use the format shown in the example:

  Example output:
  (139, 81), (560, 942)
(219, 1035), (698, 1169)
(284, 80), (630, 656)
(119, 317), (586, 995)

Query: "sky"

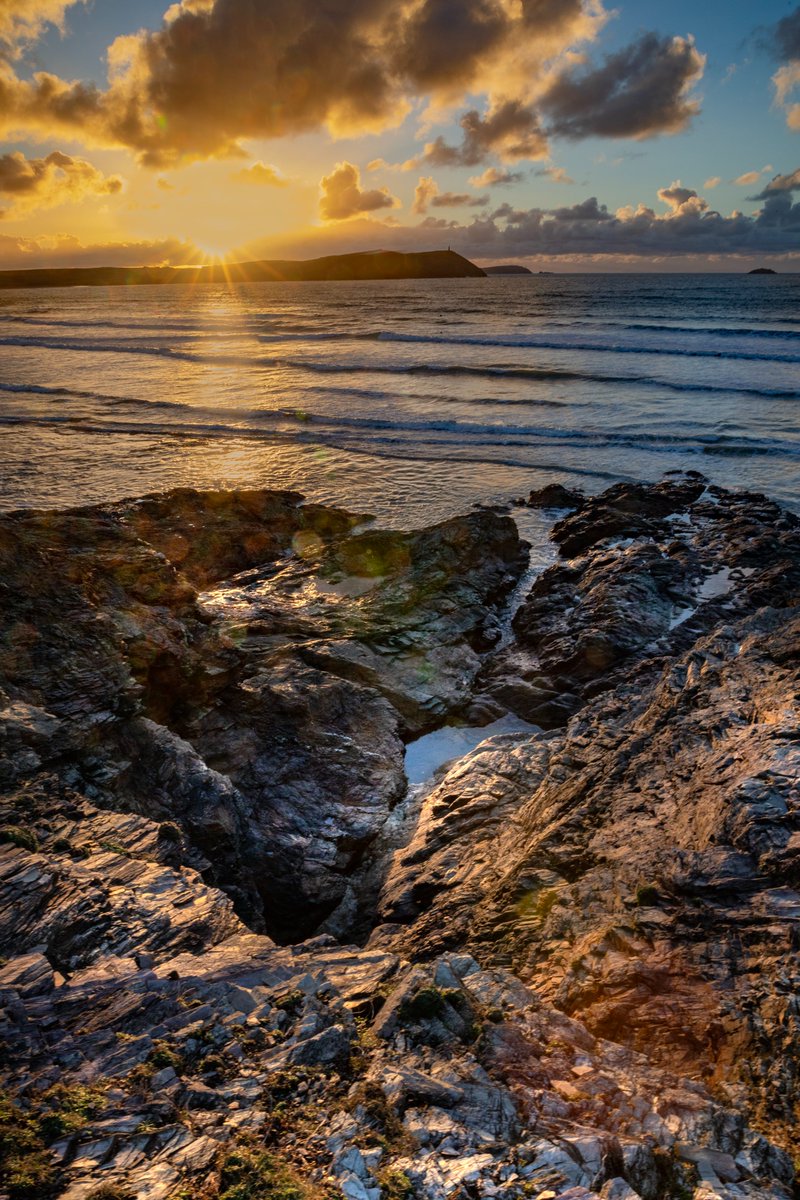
(0, 0), (798, 270)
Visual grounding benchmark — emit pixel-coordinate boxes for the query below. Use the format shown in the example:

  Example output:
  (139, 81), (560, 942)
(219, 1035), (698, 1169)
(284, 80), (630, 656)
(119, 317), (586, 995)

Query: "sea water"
(0, 272), (798, 521)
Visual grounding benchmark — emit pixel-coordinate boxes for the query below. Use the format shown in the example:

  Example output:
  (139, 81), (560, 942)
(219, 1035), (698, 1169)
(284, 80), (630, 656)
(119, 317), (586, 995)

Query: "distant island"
(484, 264), (533, 275)
(0, 248), (485, 290)
(748, 267), (777, 275)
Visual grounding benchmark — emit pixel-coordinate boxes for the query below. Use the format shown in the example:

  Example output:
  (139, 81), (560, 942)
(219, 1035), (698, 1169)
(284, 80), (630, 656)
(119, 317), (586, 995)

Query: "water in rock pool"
(1, 271), (798, 521)
(404, 714), (539, 786)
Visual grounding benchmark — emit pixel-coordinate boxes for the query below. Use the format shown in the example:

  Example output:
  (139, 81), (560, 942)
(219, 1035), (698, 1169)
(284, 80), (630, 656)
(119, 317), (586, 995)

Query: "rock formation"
(0, 476), (798, 1200)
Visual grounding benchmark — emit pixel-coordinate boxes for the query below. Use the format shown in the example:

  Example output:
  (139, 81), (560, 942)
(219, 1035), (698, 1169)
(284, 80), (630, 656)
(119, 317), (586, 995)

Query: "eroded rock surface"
(0, 489), (525, 941)
(0, 477), (798, 1200)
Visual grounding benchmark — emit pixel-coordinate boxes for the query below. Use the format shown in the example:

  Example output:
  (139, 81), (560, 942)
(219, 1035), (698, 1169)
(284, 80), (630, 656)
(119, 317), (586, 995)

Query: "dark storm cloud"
(540, 32), (705, 139)
(423, 100), (548, 167)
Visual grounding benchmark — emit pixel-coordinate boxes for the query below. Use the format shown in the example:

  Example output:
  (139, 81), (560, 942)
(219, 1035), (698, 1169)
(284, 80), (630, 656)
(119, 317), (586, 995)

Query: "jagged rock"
(523, 483), (586, 510)
(0, 487), (526, 942)
(476, 477), (799, 726)
(0, 477), (798, 1200)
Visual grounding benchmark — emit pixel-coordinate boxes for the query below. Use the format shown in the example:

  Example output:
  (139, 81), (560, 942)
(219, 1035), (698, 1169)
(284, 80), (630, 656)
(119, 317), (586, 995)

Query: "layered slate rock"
(0, 800), (792, 1200)
(0, 488), (526, 942)
(1, 476), (799, 1200)
(476, 478), (799, 726)
(375, 479), (800, 1165)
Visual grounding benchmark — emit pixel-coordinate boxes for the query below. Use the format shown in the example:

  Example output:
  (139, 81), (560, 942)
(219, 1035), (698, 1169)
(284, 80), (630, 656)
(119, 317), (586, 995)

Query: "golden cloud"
(0, 0), (84, 54)
(0, 0), (712, 175)
(412, 175), (487, 213)
(232, 162), (287, 186)
(0, 149), (123, 215)
(0, 0), (609, 164)
(0, 230), (201, 268)
(773, 62), (800, 131)
(319, 161), (399, 221)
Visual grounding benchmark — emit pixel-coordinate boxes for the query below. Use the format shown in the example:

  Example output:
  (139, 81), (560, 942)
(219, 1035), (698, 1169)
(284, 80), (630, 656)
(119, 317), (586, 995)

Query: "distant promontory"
(484, 264), (533, 275)
(0, 248), (485, 290)
(748, 267), (777, 275)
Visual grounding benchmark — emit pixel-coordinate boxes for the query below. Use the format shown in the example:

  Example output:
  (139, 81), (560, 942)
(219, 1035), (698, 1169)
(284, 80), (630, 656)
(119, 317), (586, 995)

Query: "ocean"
(0, 272), (798, 523)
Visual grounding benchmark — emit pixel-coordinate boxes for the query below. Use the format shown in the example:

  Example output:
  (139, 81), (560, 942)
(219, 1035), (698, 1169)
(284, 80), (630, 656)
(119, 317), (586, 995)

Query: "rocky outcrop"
(476, 477), (799, 727)
(375, 478), (800, 1165)
(0, 799), (793, 1200)
(0, 488), (526, 942)
(1, 476), (798, 1200)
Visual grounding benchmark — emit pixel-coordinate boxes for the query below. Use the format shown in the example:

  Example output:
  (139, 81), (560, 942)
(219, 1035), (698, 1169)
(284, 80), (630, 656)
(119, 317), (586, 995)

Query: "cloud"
(232, 162), (287, 186)
(432, 191), (488, 208)
(413, 175), (488, 214)
(770, 6), (800, 61)
(0, 62), (115, 156)
(423, 100), (548, 167)
(734, 165), (772, 187)
(549, 195), (614, 221)
(0, 0), (609, 165)
(540, 32), (705, 139)
(319, 161), (399, 221)
(412, 175), (438, 215)
(0, 149), (123, 216)
(390, 0), (509, 92)
(238, 178), (800, 265)
(766, 6), (800, 129)
(773, 62), (800, 131)
(748, 167), (800, 201)
(367, 155), (419, 173)
(0, 1), (713, 173)
(656, 181), (707, 213)
(469, 167), (525, 188)
(704, 176), (721, 189)
(0, 0), (84, 55)
(473, 186), (800, 257)
(534, 164), (575, 184)
(0, 231), (202, 269)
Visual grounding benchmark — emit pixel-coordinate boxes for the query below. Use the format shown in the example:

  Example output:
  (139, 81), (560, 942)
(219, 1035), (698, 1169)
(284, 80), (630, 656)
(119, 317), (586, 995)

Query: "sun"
(194, 242), (231, 263)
